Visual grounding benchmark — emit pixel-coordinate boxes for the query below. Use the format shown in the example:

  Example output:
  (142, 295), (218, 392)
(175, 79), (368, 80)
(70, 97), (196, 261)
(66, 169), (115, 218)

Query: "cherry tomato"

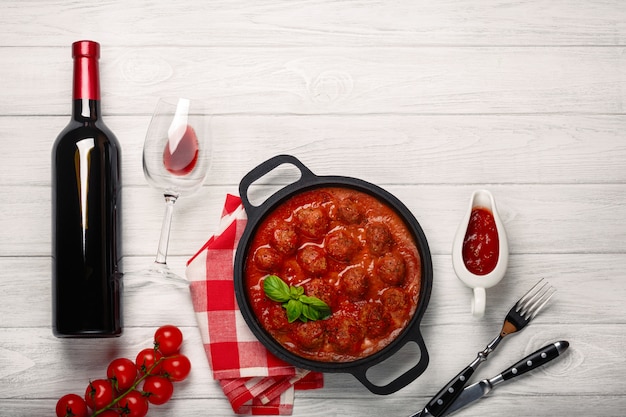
(56, 393), (88, 417)
(135, 348), (163, 375)
(142, 375), (174, 405)
(161, 354), (191, 382)
(84, 378), (114, 410)
(154, 325), (184, 356)
(107, 357), (138, 392)
(117, 390), (149, 417)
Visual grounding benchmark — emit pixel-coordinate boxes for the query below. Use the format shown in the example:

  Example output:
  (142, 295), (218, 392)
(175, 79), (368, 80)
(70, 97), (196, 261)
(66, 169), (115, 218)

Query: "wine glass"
(140, 97), (212, 284)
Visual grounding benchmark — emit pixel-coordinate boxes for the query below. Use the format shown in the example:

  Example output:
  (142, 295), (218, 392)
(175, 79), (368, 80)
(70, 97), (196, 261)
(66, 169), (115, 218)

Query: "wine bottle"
(52, 40), (122, 337)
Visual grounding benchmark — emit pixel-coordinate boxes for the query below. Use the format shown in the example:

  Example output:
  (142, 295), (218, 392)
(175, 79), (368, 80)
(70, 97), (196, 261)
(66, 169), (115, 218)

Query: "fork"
(412, 279), (555, 417)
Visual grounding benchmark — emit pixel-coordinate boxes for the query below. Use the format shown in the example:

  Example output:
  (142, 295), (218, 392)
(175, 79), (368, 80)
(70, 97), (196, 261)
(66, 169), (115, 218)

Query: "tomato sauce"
(462, 207), (499, 275)
(244, 187), (422, 363)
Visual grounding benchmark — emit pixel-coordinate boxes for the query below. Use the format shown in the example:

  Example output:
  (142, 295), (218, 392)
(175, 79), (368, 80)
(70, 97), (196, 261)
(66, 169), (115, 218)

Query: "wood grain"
(3, 115), (626, 187)
(2, 184), (624, 257)
(1, 0), (625, 47)
(1, 322), (623, 397)
(1, 47), (625, 116)
(2, 254), (625, 328)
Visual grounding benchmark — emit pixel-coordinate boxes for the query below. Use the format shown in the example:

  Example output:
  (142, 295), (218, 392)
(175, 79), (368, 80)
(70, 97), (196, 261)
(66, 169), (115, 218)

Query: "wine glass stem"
(155, 194), (178, 265)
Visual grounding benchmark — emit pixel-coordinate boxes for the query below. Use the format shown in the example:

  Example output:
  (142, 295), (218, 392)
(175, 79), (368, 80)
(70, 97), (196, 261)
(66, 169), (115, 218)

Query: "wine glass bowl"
(143, 98), (211, 198)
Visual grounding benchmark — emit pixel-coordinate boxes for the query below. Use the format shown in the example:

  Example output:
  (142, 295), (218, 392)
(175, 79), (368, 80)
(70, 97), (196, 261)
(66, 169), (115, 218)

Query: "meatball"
(262, 305), (289, 333)
(326, 316), (363, 353)
(366, 222), (393, 255)
(271, 224), (299, 255)
(381, 287), (410, 321)
(294, 321), (325, 350)
(376, 252), (406, 285)
(254, 246), (282, 272)
(281, 259), (303, 282)
(341, 266), (368, 300)
(337, 197), (363, 224)
(304, 278), (336, 306)
(360, 302), (391, 338)
(325, 228), (360, 262)
(298, 245), (328, 276)
(295, 206), (329, 239)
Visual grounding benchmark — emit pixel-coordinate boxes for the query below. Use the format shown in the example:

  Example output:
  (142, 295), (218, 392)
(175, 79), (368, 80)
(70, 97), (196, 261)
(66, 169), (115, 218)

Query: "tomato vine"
(56, 325), (191, 417)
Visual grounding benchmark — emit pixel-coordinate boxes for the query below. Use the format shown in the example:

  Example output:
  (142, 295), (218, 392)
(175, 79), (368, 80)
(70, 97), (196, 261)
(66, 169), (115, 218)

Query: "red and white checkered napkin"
(186, 194), (324, 415)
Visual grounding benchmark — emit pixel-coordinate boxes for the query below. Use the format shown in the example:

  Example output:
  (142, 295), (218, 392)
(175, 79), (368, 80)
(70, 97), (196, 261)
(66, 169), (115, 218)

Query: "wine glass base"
(124, 262), (190, 289)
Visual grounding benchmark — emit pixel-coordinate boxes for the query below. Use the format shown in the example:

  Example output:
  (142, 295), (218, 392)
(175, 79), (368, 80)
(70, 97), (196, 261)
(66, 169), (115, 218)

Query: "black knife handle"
(501, 341), (569, 381)
(425, 365), (476, 417)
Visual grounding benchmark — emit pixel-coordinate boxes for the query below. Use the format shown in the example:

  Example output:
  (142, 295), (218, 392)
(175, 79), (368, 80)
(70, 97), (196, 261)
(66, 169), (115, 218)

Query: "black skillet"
(233, 154), (433, 395)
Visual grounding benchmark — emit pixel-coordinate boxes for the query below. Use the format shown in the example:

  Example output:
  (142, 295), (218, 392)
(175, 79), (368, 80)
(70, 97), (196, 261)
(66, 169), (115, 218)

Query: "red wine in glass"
(162, 125), (199, 176)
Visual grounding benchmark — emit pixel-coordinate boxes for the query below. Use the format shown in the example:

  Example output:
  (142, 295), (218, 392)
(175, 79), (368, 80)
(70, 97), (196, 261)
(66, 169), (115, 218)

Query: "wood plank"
(0, 323), (623, 401)
(4, 115), (626, 187)
(5, 395), (626, 417)
(1, 1), (625, 47)
(2, 184), (624, 257)
(2, 254), (624, 328)
(1, 47), (625, 116)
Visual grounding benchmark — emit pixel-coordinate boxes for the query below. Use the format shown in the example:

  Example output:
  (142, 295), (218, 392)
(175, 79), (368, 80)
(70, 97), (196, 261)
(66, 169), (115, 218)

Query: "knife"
(409, 341), (569, 417)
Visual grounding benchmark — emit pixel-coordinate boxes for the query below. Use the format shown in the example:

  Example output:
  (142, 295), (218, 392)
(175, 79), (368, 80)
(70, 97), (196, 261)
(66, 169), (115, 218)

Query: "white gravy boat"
(452, 189), (509, 318)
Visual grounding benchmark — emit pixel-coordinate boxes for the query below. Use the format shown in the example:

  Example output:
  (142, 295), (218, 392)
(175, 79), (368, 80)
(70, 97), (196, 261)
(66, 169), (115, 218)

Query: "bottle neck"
(71, 40), (101, 121)
(72, 99), (101, 121)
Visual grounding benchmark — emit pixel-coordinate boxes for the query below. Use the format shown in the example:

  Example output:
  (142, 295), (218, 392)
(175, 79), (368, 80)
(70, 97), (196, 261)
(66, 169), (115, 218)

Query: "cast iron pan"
(233, 154), (433, 395)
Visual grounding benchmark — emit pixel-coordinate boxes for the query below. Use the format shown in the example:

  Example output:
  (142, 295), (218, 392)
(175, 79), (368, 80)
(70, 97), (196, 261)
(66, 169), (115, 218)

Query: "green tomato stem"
(90, 351), (168, 416)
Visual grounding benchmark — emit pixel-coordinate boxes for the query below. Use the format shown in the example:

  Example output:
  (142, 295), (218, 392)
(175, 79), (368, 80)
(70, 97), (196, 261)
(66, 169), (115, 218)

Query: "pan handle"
(351, 329), (430, 395)
(238, 154), (316, 217)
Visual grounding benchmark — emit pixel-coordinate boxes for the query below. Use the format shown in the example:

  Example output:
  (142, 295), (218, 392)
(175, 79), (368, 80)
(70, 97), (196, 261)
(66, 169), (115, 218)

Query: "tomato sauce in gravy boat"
(452, 189), (509, 318)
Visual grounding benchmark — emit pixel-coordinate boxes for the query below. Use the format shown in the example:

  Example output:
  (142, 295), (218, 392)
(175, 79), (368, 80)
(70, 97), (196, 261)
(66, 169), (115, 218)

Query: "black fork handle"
(423, 362), (479, 416)
(423, 333), (503, 417)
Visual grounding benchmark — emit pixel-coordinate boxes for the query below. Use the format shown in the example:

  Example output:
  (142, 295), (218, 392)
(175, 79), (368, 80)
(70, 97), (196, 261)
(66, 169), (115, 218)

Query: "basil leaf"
(300, 295), (331, 320)
(263, 275), (332, 323)
(289, 285), (304, 299)
(315, 305), (332, 320)
(299, 295), (330, 309)
(301, 303), (319, 321)
(263, 275), (291, 302)
(295, 285), (305, 297)
(286, 299), (303, 323)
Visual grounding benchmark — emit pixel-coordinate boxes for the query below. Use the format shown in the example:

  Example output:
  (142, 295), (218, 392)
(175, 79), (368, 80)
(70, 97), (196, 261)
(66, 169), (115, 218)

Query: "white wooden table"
(1, 1), (625, 416)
